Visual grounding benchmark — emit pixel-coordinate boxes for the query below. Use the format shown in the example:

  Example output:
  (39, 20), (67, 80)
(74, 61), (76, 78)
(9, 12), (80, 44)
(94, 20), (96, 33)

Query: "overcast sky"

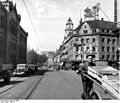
(12, 0), (114, 53)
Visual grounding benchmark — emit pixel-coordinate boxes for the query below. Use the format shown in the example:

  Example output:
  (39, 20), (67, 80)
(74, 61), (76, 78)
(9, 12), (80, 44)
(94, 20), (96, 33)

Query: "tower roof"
(66, 17), (73, 25)
(68, 17), (72, 22)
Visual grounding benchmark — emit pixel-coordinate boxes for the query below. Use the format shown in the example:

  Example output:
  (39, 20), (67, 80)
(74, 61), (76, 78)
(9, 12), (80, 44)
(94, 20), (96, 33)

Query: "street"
(0, 69), (83, 99)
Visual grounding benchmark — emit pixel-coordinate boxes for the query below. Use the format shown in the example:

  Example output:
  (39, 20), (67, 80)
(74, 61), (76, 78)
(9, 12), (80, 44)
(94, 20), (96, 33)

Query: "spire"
(65, 17), (74, 36)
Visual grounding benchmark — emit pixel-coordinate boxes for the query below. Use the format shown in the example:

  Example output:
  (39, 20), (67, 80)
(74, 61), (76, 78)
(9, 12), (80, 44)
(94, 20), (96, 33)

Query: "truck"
(0, 63), (13, 83)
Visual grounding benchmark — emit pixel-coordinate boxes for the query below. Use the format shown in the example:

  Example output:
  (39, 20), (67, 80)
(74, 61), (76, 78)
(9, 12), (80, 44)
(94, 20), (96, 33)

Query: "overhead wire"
(99, 7), (111, 22)
(22, 0), (40, 44)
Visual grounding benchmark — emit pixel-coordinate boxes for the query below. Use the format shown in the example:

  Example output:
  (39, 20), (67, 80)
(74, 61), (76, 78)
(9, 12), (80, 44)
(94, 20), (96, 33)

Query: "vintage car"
(13, 64), (36, 76)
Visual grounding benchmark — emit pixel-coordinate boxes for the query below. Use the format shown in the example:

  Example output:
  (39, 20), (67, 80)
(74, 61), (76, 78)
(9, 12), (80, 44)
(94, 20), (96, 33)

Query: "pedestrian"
(79, 54), (96, 99)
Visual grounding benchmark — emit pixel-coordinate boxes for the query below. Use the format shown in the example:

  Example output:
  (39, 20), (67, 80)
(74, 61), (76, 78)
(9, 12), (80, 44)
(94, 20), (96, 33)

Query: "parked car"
(13, 64), (36, 76)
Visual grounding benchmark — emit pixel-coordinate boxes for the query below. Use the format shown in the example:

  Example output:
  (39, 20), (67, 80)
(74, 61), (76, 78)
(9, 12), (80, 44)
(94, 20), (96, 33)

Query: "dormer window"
(93, 29), (96, 33)
(83, 30), (88, 34)
(101, 29), (104, 32)
(107, 30), (109, 33)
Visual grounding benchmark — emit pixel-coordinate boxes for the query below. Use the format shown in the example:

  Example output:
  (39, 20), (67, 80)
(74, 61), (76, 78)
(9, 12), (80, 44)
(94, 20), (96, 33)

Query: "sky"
(11, 0), (114, 53)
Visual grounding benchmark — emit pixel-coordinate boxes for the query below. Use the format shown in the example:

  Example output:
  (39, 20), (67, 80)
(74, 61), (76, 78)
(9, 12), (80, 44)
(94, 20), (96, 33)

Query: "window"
(107, 30), (109, 33)
(83, 30), (88, 34)
(101, 29), (104, 32)
(107, 38), (111, 44)
(107, 47), (110, 52)
(81, 39), (84, 44)
(86, 38), (89, 43)
(112, 55), (115, 59)
(102, 46), (104, 52)
(93, 47), (96, 51)
(107, 55), (109, 60)
(112, 47), (115, 52)
(102, 38), (105, 43)
(102, 55), (105, 60)
(112, 39), (115, 44)
(93, 38), (95, 42)
(84, 25), (86, 28)
(93, 29), (96, 33)
(76, 47), (79, 52)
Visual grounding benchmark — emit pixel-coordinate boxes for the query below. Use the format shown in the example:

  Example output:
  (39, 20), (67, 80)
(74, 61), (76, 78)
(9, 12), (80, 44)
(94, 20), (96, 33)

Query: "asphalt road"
(0, 69), (117, 100)
(29, 70), (83, 99)
(0, 70), (83, 99)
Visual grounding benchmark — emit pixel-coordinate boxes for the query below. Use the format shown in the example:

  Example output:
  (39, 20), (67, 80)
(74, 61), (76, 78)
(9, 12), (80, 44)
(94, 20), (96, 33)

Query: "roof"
(68, 17), (72, 22)
(75, 19), (115, 31)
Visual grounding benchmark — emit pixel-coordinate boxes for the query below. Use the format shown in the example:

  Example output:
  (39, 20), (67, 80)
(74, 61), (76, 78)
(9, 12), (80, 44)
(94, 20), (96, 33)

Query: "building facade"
(0, 2), (7, 63)
(57, 17), (118, 66)
(41, 51), (54, 66)
(0, 0), (28, 67)
(17, 25), (28, 64)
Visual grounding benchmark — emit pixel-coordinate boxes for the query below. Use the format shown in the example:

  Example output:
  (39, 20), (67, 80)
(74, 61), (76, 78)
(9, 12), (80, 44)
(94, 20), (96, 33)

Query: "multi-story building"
(58, 17), (118, 66)
(17, 25), (28, 64)
(0, 0), (28, 67)
(3, 0), (21, 65)
(75, 18), (117, 65)
(0, 2), (7, 63)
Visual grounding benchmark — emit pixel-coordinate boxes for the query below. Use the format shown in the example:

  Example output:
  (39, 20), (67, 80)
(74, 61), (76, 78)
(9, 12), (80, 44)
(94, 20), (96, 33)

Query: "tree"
(27, 49), (37, 64)
(37, 54), (48, 65)
(27, 49), (48, 65)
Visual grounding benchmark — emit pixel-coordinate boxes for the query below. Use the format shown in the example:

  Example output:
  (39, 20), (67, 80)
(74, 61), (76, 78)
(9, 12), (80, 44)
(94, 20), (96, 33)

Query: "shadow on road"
(0, 80), (23, 88)
(35, 69), (49, 75)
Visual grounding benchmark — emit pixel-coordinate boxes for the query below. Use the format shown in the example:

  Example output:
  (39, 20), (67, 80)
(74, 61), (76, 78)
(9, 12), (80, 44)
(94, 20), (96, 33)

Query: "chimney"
(101, 18), (104, 21)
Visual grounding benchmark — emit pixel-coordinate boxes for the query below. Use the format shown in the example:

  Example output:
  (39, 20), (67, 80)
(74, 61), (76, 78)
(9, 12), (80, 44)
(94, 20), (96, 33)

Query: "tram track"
(17, 76), (43, 99)
(0, 77), (29, 95)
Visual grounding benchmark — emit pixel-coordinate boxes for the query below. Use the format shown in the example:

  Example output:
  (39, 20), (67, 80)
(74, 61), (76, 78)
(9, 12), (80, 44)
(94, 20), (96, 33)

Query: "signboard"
(84, 3), (100, 20)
